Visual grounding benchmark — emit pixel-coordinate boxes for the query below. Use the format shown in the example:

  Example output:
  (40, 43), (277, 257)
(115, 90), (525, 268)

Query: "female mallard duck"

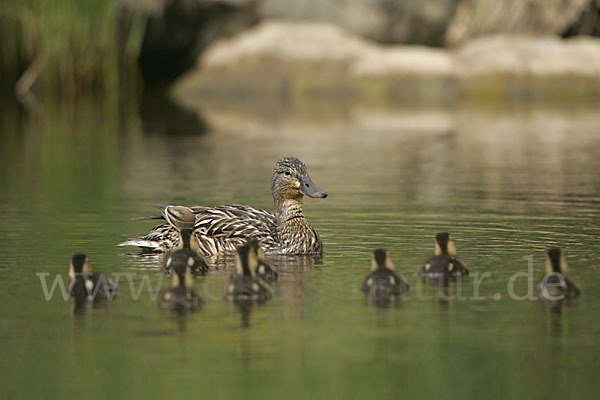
(119, 157), (327, 257)
(158, 253), (203, 311)
(536, 248), (580, 301)
(418, 232), (468, 278)
(248, 238), (279, 282)
(68, 253), (117, 302)
(225, 241), (272, 302)
(163, 229), (208, 275)
(361, 249), (410, 299)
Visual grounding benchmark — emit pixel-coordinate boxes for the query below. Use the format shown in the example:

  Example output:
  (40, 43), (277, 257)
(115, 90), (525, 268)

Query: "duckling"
(120, 157), (327, 256)
(419, 232), (468, 278)
(158, 252), (204, 311)
(361, 249), (410, 300)
(248, 238), (279, 282)
(68, 253), (117, 302)
(225, 241), (272, 302)
(163, 229), (208, 275)
(536, 248), (580, 301)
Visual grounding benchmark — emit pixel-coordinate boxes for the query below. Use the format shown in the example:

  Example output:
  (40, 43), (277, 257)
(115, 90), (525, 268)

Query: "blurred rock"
(128, 0), (600, 87)
(446, 0), (591, 45)
(199, 21), (453, 75)
(455, 35), (600, 77)
(193, 21), (600, 77)
(353, 47), (453, 77)
(175, 21), (600, 105)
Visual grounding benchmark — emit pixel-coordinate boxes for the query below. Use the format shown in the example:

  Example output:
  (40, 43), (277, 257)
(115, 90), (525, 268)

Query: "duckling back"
(68, 254), (117, 302)
(225, 241), (272, 302)
(163, 229), (208, 275)
(158, 256), (203, 312)
(361, 249), (409, 300)
(248, 239), (279, 282)
(419, 233), (468, 278)
(70, 273), (117, 302)
(420, 255), (468, 278)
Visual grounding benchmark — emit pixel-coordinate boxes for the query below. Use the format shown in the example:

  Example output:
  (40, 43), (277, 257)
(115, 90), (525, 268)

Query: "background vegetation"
(0, 0), (599, 106)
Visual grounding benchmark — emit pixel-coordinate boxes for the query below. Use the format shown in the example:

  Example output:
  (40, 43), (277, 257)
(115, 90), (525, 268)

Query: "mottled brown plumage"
(119, 157), (327, 257)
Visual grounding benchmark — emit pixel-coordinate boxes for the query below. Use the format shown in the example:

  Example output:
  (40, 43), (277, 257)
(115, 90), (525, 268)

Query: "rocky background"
(2, 0), (599, 104)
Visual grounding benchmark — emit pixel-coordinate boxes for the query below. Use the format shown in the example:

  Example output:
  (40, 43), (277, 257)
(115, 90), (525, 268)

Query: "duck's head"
(434, 232), (457, 256)
(176, 229), (199, 253)
(236, 241), (259, 277)
(69, 253), (92, 279)
(168, 253), (195, 289)
(271, 157), (327, 202)
(371, 248), (395, 271)
(545, 247), (567, 275)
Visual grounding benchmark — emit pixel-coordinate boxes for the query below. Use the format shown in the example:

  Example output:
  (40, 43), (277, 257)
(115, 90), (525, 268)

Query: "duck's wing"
(193, 205), (279, 255)
(451, 257), (469, 276)
(391, 270), (410, 292)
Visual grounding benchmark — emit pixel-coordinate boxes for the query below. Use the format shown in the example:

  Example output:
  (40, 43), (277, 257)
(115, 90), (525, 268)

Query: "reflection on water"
(1, 97), (599, 399)
(139, 89), (210, 137)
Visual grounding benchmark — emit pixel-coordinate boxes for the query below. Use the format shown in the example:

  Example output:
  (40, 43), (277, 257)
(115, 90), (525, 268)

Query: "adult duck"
(119, 157), (327, 257)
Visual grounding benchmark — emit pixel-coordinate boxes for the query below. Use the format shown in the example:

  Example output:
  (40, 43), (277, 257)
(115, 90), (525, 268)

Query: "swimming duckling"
(361, 249), (410, 300)
(247, 238), (279, 282)
(225, 241), (272, 302)
(419, 232), (468, 278)
(163, 229), (208, 275)
(536, 248), (580, 301)
(158, 252), (204, 311)
(68, 253), (117, 302)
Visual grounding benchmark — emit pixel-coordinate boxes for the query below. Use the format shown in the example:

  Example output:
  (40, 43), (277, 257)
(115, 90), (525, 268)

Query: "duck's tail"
(118, 223), (179, 252)
(117, 238), (165, 252)
(130, 215), (164, 221)
(128, 204), (169, 222)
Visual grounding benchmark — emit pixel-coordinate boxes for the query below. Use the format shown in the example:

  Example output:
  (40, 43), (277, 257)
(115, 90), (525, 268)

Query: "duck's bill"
(300, 176), (328, 198)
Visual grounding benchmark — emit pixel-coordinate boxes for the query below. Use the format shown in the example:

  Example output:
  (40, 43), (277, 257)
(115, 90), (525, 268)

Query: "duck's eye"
(284, 171), (291, 176)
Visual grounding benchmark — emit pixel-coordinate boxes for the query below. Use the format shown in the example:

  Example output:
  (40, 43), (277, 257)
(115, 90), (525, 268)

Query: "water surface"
(1, 98), (599, 399)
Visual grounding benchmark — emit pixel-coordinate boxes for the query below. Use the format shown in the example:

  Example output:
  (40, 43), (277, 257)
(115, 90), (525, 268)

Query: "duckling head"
(176, 229), (199, 253)
(371, 248), (395, 271)
(434, 232), (457, 256)
(246, 238), (266, 262)
(545, 247), (567, 275)
(69, 253), (92, 279)
(271, 157), (327, 204)
(236, 241), (259, 277)
(170, 255), (195, 289)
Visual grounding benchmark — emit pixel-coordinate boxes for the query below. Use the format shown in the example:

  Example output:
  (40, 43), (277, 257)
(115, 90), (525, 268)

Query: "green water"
(1, 97), (599, 399)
